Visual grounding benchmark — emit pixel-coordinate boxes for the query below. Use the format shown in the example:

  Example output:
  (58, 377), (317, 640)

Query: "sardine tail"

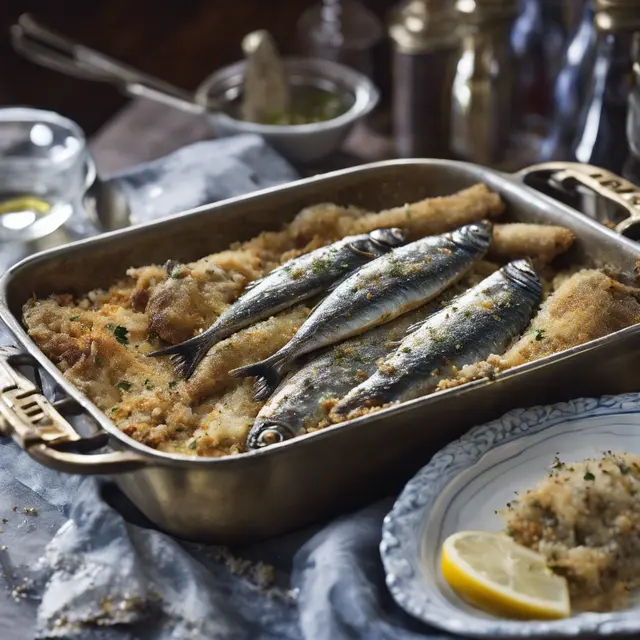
(147, 334), (213, 379)
(230, 352), (290, 401)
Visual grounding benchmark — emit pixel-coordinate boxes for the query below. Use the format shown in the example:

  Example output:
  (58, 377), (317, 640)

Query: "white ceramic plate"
(381, 393), (640, 638)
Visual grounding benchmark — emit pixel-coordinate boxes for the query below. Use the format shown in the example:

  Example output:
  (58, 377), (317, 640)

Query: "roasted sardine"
(331, 259), (542, 418)
(231, 221), (493, 400)
(148, 228), (406, 378)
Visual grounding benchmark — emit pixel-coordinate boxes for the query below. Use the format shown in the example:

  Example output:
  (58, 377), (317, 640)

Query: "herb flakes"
(113, 325), (129, 345)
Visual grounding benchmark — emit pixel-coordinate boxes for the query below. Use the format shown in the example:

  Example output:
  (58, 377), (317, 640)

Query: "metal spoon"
(12, 14), (292, 124)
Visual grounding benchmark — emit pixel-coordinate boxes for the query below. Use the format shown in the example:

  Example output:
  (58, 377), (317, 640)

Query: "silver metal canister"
(388, 0), (459, 158)
(449, 0), (520, 167)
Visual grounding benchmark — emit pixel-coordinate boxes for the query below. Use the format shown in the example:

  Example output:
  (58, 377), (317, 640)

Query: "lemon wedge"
(441, 530), (571, 620)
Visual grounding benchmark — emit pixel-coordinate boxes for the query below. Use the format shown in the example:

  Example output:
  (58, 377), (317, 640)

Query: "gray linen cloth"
(0, 134), (453, 640)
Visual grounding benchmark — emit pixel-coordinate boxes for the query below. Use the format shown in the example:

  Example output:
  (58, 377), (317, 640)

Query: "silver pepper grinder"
(388, 0), (459, 158)
(449, 0), (520, 167)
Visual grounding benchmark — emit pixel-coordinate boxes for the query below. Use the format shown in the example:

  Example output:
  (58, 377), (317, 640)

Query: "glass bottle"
(296, 0), (384, 80)
(539, 1), (597, 161)
(570, 0), (640, 174)
(623, 34), (640, 184)
(511, 0), (568, 126)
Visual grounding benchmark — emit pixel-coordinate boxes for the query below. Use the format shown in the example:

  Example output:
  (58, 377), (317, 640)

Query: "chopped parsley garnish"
(188, 438), (199, 450)
(111, 407), (119, 413)
(168, 381), (178, 389)
(534, 328), (545, 341)
(70, 315), (80, 321)
(144, 379), (154, 390)
(115, 381), (131, 392)
(170, 266), (182, 278)
(332, 347), (348, 364)
(310, 258), (331, 275)
(584, 471), (595, 481)
(94, 355), (104, 366)
(388, 263), (404, 277)
(113, 326), (129, 345)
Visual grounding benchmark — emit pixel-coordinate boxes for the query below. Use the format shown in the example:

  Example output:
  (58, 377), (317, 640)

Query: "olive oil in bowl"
(225, 84), (351, 126)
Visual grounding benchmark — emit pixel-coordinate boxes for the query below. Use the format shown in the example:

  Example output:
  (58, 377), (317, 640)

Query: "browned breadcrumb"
(489, 223), (575, 267)
(495, 270), (640, 369)
(22, 185), (582, 457)
(142, 185), (504, 346)
(214, 547), (277, 591)
(437, 270), (640, 391)
(504, 452), (640, 612)
(185, 306), (310, 402)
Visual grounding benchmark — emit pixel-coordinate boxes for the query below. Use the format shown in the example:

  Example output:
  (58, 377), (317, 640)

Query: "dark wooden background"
(0, 0), (397, 136)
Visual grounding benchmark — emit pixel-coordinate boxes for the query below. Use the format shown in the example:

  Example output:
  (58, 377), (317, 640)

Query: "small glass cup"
(0, 107), (95, 243)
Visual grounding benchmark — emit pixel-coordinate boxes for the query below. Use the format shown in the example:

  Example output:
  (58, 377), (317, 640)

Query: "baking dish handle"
(514, 162), (640, 238)
(0, 349), (150, 475)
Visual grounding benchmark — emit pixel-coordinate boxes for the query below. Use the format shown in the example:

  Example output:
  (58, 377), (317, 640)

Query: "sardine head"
(452, 220), (493, 253)
(246, 420), (298, 450)
(502, 258), (543, 301)
(369, 227), (407, 250)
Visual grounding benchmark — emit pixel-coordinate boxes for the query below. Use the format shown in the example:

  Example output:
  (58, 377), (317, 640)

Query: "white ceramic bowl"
(381, 393), (640, 638)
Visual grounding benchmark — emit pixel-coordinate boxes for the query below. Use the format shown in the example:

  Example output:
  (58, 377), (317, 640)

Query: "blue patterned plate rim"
(380, 392), (640, 638)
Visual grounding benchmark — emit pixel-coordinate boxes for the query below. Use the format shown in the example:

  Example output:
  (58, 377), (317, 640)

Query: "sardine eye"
(258, 428), (285, 447)
(370, 227), (406, 248)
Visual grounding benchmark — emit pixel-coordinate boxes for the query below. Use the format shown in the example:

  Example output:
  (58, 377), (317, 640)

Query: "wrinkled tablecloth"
(0, 134), (453, 640)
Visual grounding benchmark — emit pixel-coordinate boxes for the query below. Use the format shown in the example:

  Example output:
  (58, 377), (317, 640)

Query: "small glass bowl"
(0, 107), (95, 243)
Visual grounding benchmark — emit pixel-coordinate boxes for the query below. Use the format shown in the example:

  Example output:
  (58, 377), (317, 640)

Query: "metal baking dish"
(2, 159), (640, 544)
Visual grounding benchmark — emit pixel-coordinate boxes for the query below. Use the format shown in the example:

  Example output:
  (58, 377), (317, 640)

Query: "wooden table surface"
(88, 97), (395, 176)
